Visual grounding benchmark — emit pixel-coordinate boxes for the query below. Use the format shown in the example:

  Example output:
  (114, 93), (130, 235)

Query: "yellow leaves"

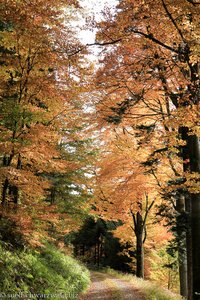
(0, 31), (15, 48)
(0, 0), (93, 249)
(0, 167), (50, 194)
(163, 105), (200, 138)
(184, 172), (200, 194)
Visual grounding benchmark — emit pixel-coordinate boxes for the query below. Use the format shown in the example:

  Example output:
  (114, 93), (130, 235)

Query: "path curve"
(79, 271), (145, 300)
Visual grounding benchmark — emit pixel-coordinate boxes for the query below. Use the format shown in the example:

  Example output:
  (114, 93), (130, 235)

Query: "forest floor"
(79, 271), (146, 300)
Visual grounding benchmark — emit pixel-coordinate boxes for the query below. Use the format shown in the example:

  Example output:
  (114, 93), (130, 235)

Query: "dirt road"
(79, 272), (145, 300)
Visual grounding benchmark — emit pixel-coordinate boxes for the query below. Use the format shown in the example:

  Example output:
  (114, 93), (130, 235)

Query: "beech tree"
(0, 0), (92, 243)
(91, 126), (170, 279)
(94, 0), (199, 298)
(130, 193), (154, 278)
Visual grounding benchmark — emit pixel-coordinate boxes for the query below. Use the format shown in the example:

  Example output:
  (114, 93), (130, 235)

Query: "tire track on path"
(79, 271), (145, 300)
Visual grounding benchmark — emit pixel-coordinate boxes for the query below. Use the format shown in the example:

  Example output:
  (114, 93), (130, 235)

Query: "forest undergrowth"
(0, 242), (90, 300)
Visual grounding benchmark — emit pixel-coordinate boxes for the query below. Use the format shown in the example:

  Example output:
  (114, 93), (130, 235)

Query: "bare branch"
(126, 28), (179, 54)
(87, 38), (122, 47)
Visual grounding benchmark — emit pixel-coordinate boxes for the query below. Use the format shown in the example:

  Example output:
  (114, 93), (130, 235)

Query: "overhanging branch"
(126, 28), (179, 54)
(161, 0), (185, 42)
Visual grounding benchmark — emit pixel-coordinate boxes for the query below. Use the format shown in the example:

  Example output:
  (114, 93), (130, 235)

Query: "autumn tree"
(0, 0), (93, 244)
(94, 0), (199, 298)
(89, 124), (169, 279)
(130, 193), (154, 278)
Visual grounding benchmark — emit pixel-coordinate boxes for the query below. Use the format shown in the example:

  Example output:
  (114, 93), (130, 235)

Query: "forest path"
(79, 271), (145, 300)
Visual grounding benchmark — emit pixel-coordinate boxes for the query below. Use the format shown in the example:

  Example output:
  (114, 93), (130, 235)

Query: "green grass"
(0, 243), (90, 299)
(102, 268), (183, 300)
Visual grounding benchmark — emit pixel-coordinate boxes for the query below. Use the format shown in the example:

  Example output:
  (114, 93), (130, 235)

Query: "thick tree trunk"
(136, 212), (144, 278)
(191, 193), (200, 299)
(178, 251), (188, 298)
(185, 195), (193, 300)
(176, 195), (188, 299)
(188, 135), (200, 299)
(131, 198), (153, 279)
(97, 238), (100, 267)
(180, 126), (193, 300)
(136, 231), (144, 278)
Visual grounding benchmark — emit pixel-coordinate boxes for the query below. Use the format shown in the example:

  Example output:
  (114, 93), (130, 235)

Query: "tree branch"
(87, 38), (122, 47)
(126, 28), (179, 54)
(143, 197), (155, 228)
(185, 0), (200, 5)
(161, 0), (185, 42)
(130, 208), (137, 233)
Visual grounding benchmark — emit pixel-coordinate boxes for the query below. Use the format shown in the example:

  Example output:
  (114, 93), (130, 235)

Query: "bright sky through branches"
(78, 0), (118, 44)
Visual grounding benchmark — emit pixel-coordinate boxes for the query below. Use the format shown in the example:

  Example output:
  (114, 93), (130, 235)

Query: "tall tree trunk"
(176, 195), (188, 299)
(191, 193), (200, 299)
(181, 130), (200, 299)
(94, 244), (97, 265)
(185, 194), (193, 300)
(100, 235), (103, 261)
(188, 135), (200, 299)
(97, 238), (100, 267)
(180, 126), (193, 300)
(178, 242), (188, 298)
(136, 229), (144, 278)
(131, 196), (153, 279)
(136, 211), (144, 278)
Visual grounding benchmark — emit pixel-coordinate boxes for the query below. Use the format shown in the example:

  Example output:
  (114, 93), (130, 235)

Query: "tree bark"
(136, 231), (144, 278)
(185, 194), (193, 300)
(180, 126), (193, 300)
(191, 193), (200, 299)
(94, 244), (97, 265)
(131, 197), (153, 279)
(136, 211), (144, 278)
(97, 238), (100, 267)
(176, 195), (188, 299)
(188, 135), (200, 299)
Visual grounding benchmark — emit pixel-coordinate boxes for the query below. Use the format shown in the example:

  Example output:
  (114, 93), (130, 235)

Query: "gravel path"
(79, 272), (114, 300)
(79, 272), (145, 300)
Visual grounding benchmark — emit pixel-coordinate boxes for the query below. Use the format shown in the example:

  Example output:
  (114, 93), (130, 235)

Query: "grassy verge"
(0, 242), (90, 299)
(102, 268), (183, 300)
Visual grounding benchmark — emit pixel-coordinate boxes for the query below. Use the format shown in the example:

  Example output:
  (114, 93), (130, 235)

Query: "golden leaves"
(0, 0), (91, 245)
